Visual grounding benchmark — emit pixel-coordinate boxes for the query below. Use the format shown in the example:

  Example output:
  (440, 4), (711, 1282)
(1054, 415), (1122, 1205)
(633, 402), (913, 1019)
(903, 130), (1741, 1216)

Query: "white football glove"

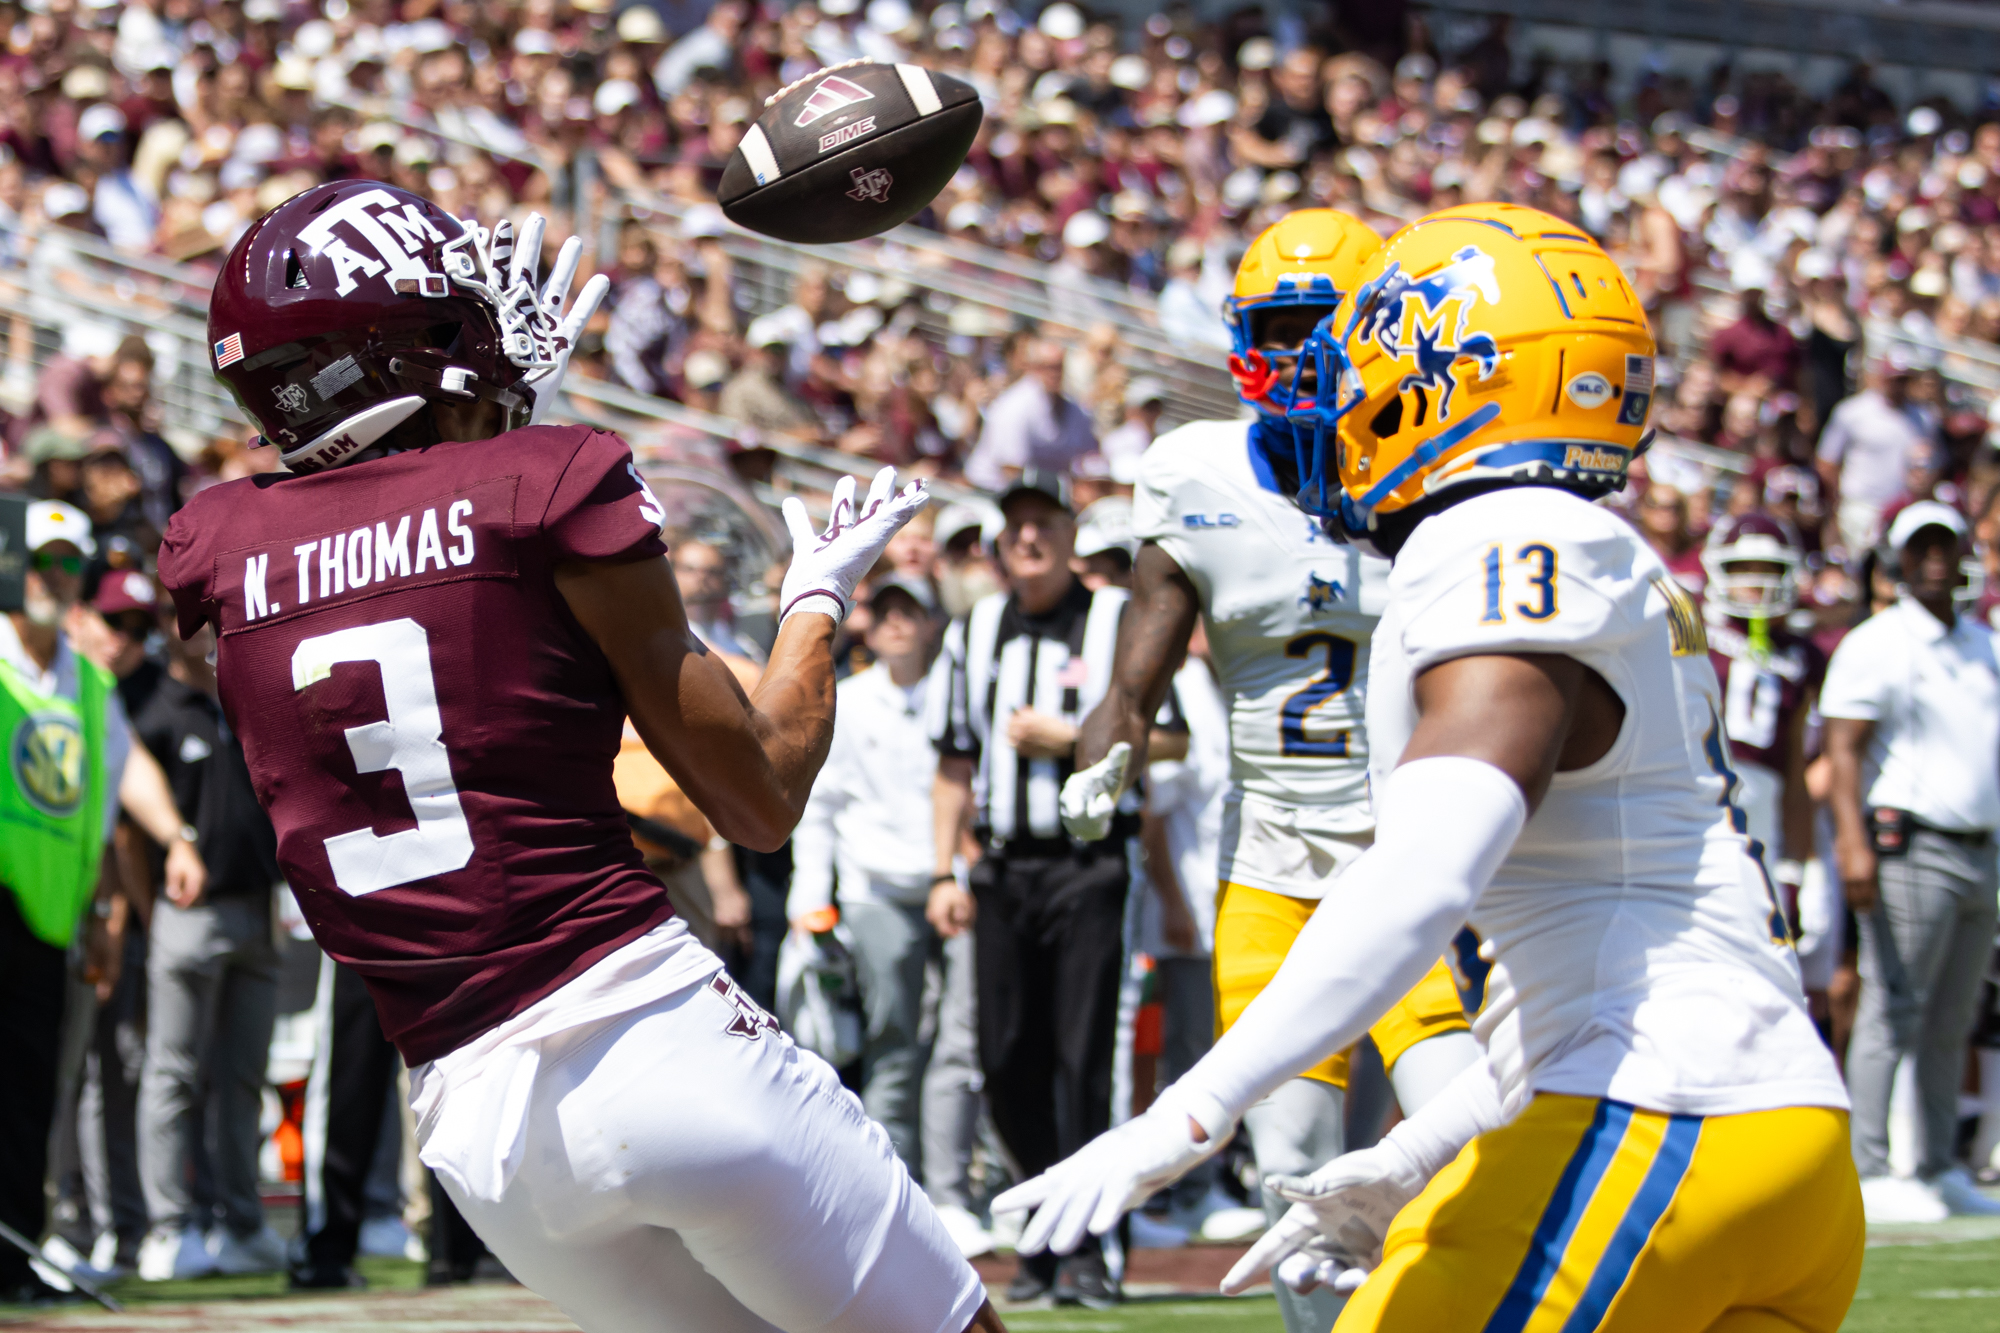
(991, 1086), (1231, 1256)
(1058, 742), (1131, 842)
(459, 213), (611, 425)
(780, 466), (928, 624)
(1219, 1140), (1430, 1297)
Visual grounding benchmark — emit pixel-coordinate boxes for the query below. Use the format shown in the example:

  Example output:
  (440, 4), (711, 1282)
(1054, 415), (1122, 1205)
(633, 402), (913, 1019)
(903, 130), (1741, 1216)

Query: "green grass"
(1002, 1295), (1280, 1330)
(4, 1243), (1995, 1330)
(1842, 1239), (2000, 1332)
(83, 1256), (427, 1306)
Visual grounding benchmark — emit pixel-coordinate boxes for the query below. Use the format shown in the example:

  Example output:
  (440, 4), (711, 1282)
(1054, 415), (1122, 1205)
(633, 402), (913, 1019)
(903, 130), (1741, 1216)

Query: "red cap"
(93, 569), (160, 617)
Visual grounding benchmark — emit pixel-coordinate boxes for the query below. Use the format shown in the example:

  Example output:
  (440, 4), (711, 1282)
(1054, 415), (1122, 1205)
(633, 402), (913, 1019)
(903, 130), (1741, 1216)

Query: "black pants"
(0, 891), (68, 1289)
(303, 961), (398, 1271)
(970, 841), (1128, 1186)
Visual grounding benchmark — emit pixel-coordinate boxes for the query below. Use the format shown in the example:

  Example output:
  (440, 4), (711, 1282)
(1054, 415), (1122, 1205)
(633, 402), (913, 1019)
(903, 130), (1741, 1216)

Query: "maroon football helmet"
(1701, 510), (1804, 618)
(208, 180), (554, 473)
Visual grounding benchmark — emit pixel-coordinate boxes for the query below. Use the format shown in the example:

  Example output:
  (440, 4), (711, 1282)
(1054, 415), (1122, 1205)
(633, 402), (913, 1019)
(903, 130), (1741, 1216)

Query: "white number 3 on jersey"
(292, 618), (475, 895)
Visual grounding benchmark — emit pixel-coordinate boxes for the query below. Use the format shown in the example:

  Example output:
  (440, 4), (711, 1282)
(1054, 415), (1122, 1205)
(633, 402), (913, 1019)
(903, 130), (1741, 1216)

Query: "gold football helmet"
(1297, 202), (1656, 556)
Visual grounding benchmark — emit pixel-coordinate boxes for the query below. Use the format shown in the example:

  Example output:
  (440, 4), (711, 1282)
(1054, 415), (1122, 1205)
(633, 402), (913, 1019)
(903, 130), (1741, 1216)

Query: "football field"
(3, 1224), (1996, 1332)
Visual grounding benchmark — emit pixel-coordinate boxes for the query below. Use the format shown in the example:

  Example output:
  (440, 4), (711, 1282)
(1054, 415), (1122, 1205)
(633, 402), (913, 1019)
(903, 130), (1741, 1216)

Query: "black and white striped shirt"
(927, 579), (1180, 845)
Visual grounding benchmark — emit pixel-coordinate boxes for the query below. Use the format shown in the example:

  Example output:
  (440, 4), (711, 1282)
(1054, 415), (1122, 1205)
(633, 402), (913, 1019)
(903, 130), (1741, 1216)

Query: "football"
(719, 60), (982, 245)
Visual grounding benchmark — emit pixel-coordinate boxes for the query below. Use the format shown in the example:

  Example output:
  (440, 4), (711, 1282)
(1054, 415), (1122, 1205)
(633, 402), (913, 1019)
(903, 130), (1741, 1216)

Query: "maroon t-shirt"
(1707, 618), (1825, 775)
(159, 426), (674, 1062)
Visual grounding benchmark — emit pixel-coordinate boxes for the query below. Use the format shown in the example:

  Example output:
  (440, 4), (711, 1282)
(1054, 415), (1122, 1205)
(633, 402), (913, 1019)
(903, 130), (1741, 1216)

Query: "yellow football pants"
(1212, 881), (1471, 1089)
(1338, 1095), (1863, 1333)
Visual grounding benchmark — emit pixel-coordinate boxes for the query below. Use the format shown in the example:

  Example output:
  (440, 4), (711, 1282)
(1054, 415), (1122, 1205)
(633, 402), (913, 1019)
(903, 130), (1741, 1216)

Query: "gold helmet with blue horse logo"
(1289, 202), (1657, 557)
(1223, 208), (1383, 421)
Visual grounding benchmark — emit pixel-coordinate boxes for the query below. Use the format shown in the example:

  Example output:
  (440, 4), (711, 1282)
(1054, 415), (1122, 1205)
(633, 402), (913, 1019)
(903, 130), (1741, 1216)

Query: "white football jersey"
(1368, 487), (1847, 1117)
(1134, 420), (1389, 817)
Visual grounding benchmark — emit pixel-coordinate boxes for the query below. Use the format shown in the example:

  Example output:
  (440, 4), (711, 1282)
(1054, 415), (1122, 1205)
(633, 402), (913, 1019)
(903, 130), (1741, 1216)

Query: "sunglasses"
(31, 551), (84, 576)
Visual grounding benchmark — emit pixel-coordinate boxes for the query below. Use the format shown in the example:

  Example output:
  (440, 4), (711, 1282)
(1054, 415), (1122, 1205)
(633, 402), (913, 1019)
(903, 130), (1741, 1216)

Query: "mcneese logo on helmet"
(1289, 202), (1657, 557)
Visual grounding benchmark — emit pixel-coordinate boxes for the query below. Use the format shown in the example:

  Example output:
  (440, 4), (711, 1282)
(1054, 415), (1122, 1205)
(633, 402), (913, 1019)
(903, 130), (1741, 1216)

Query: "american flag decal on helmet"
(794, 74), (874, 128)
(213, 333), (244, 368)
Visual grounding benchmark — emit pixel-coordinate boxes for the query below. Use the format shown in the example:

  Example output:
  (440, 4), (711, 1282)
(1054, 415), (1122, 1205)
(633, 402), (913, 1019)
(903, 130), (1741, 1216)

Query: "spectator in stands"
(1636, 483), (1708, 596)
(134, 602), (286, 1281)
(1819, 355), (1933, 554)
(964, 337), (1098, 491)
(1712, 254), (1800, 395)
(718, 331), (820, 444)
(1095, 378), (1164, 488)
(670, 533), (762, 663)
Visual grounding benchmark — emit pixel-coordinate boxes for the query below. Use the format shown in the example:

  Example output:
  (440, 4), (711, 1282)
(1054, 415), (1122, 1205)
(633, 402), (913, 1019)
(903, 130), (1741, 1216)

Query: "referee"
(926, 470), (1180, 1308)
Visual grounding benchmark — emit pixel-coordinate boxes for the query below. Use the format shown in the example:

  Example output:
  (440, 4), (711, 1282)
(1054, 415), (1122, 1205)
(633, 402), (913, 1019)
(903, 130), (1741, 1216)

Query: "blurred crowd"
(7, 0), (2000, 1307)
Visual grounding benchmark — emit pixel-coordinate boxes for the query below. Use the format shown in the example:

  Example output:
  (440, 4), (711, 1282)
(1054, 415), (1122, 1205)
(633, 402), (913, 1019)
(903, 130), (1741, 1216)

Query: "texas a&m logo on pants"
(710, 973), (779, 1040)
(846, 167), (894, 204)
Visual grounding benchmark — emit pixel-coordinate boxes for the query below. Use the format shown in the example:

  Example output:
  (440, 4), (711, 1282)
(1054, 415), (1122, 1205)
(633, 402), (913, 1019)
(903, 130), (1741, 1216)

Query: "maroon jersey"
(160, 426), (674, 1062)
(1706, 618), (1825, 775)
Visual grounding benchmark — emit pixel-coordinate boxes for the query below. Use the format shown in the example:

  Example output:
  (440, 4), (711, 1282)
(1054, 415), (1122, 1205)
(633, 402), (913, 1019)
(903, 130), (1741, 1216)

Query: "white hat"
(1793, 249), (1838, 282)
(1073, 496), (1135, 558)
(41, 180), (89, 218)
(1177, 89), (1237, 128)
(232, 122), (285, 165)
(616, 6), (667, 42)
(1109, 54), (1149, 91)
(1906, 105), (1944, 138)
(1887, 500), (1967, 552)
(1061, 209), (1109, 248)
(865, 0), (913, 33)
(1037, 2), (1083, 41)
(680, 203), (728, 239)
(594, 78), (641, 117)
(76, 103), (127, 143)
(935, 498), (1003, 550)
(1728, 249), (1775, 293)
(512, 27), (558, 56)
(27, 500), (96, 557)
(1237, 38), (1276, 71)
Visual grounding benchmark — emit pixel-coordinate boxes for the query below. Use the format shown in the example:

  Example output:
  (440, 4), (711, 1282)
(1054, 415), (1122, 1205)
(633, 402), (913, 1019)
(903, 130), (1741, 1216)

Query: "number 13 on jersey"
(1481, 543), (1559, 623)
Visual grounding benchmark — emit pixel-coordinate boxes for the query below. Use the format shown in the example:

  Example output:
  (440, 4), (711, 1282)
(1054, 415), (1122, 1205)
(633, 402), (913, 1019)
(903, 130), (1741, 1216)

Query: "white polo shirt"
(1820, 596), (2000, 833)
(789, 664), (938, 915)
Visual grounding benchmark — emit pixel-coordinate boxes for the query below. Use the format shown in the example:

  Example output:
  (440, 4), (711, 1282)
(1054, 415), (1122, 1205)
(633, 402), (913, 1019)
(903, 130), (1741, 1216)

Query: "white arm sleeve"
(1172, 755), (1527, 1129)
(1373, 1053), (1509, 1185)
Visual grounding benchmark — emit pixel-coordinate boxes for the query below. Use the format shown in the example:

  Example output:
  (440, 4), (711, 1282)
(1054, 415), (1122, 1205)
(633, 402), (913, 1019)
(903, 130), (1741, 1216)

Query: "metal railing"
(0, 225), (989, 525)
(326, 97), (1243, 424)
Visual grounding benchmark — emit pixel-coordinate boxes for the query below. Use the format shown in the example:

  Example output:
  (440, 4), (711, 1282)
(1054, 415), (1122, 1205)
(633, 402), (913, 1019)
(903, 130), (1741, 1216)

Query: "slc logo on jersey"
(1354, 244), (1502, 422)
(1299, 572), (1346, 612)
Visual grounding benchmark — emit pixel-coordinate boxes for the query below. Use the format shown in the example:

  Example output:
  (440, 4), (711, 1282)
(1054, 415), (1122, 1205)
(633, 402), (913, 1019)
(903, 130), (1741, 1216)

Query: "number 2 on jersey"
(292, 618), (474, 895)
(1480, 543), (1559, 623)
(1279, 632), (1357, 756)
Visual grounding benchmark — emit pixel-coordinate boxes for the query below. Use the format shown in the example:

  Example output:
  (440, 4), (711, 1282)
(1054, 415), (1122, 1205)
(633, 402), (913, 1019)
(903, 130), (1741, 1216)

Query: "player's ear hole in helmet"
(1287, 202), (1659, 559)
(207, 180), (571, 476)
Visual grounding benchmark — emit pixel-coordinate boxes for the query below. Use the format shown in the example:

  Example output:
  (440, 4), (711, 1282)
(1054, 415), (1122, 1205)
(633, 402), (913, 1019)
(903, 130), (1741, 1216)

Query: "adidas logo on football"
(795, 75), (874, 128)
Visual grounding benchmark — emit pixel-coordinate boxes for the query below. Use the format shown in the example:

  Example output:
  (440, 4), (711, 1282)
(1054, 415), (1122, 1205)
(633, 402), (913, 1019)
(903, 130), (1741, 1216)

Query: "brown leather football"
(719, 60), (982, 244)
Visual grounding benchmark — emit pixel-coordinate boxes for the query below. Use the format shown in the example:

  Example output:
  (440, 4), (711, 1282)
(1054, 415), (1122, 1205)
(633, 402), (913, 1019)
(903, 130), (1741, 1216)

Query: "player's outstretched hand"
(780, 466), (928, 624)
(992, 1087), (1229, 1256)
(1218, 1142), (1427, 1298)
(464, 212), (612, 425)
(1059, 741), (1131, 842)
